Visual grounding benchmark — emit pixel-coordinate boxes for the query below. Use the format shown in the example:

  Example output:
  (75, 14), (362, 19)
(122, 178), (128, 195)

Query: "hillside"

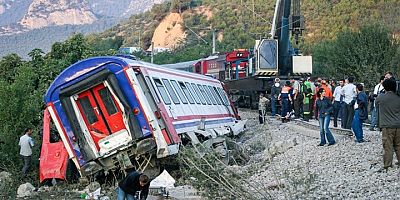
(0, 0), (32, 27)
(0, 0), (168, 35)
(92, 0), (400, 57)
(1, 0), (399, 59)
(18, 0), (97, 30)
(0, 0), (167, 58)
(0, 19), (119, 59)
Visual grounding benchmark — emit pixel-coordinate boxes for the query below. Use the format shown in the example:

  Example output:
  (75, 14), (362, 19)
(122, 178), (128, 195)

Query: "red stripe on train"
(172, 113), (235, 121)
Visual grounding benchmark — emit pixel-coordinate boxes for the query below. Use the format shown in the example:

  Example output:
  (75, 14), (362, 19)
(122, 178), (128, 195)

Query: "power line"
(184, 23), (209, 44)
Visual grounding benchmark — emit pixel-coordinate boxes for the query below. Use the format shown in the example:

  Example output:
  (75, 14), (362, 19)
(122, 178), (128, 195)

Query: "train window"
(186, 82), (201, 104)
(210, 86), (222, 105)
(179, 82), (195, 104)
(170, 80), (188, 104)
(153, 78), (171, 105)
(98, 87), (118, 115)
(217, 87), (229, 106)
(162, 79), (180, 104)
(192, 83), (206, 105)
(198, 84), (212, 105)
(145, 76), (160, 103)
(205, 85), (217, 105)
(78, 96), (98, 124)
(214, 87), (225, 105)
(49, 120), (60, 143)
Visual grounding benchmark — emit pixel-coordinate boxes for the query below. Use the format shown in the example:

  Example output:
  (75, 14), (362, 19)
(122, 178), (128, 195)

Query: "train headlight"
(133, 108), (140, 115)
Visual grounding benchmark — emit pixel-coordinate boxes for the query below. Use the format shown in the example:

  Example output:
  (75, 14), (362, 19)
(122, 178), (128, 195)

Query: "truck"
(225, 0), (313, 109)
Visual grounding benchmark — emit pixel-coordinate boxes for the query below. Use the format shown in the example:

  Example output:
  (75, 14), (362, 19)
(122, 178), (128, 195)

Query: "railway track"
(293, 118), (353, 136)
(261, 115), (354, 140)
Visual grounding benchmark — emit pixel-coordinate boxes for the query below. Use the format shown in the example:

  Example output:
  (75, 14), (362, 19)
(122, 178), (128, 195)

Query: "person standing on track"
(352, 84), (368, 143)
(291, 78), (302, 119)
(316, 88), (335, 146)
(302, 78), (313, 122)
(375, 78), (400, 172)
(370, 76), (385, 131)
(278, 81), (292, 122)
(341, 76), (357, 129)
(258, 93), (269, 124)
(320, 80), (333, 100)
(271, 78), (281, 117)
(332, 79), (344, 127)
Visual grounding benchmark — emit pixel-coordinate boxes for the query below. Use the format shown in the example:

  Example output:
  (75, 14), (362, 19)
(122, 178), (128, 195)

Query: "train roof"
(45, 56), (219, 103)
(160, 59), (200, 70)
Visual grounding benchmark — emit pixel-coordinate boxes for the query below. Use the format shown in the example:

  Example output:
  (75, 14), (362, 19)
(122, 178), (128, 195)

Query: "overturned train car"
(39, 56), (246, 182)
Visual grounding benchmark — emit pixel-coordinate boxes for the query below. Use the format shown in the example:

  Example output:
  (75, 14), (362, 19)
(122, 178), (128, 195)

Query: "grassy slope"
(92, 0), (400, 53)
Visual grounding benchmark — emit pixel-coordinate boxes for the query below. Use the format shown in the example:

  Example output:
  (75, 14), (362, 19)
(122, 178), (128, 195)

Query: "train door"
(39, 108), (69, 182)
(75, 83), (126, 150)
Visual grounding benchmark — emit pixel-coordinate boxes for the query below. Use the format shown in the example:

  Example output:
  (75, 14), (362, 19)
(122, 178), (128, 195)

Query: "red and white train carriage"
(40, 56), (246, 182)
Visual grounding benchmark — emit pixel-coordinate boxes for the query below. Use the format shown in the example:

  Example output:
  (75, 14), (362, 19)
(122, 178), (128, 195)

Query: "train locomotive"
(160, 0), (313, 109)
(39, 56), (246, 182)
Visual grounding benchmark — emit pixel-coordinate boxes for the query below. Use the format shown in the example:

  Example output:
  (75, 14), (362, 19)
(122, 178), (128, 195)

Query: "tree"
(0, 54), (24, 84)
(87, 36), (124, 52)
(312, 24), (398, 88)
(0, 61), (42, 178)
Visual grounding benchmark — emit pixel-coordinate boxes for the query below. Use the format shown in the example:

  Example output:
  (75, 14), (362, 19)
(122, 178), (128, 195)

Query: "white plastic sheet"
(150, 170), (175, 189)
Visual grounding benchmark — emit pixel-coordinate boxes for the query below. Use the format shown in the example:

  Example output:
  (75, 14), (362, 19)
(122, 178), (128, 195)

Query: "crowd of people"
(258, 71), (400, 172)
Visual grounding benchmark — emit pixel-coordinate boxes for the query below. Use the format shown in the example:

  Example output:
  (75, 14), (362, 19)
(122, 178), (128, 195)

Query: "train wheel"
(214, 141), (230, 165)
(226, 139), (250, 165)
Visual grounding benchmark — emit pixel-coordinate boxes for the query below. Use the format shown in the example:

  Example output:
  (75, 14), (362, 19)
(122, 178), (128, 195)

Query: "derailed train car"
(39, 56), (246, 182)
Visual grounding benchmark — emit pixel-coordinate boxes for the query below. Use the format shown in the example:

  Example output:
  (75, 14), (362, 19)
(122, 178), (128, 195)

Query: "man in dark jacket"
(271, 78), (281, 116)
(351, 84), (368, 143)
(375, 78), (400, 172)
(118, 170), (150, 200)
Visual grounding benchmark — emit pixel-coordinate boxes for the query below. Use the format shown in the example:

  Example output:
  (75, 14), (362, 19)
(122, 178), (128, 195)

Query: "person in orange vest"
(278, 81), (292, 122)
(320, 80), (333, 100)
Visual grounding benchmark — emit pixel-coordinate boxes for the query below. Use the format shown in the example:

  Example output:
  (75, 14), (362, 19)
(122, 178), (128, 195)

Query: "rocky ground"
(4, 109), (400, 199)
(235, 109), (400, 200)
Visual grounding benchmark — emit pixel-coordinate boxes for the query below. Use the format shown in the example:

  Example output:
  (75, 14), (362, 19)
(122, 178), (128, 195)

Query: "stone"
(0, 171), (11, 181)
(17, 182), (35, 198)
(0, 171), (12, 191)
(86, 181), (101, 192)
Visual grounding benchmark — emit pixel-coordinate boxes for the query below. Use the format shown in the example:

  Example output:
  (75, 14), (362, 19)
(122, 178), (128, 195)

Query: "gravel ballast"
(238, 109), (400, 200)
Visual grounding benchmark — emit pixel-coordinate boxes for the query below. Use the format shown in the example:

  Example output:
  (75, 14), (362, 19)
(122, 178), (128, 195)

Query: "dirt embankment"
(150, 6), (214, 50)
(151, 12), (187, 49)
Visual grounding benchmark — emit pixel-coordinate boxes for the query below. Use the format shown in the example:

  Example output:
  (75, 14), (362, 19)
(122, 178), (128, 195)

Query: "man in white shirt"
(19, 128), (34, 178)
(370, 76), (385, 131)
(291, 78), (301, 118)
(341, 76), (357, 129)
(332, 79), (344, 127)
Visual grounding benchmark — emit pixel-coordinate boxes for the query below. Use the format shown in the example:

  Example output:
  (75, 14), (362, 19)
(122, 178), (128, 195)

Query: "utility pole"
(253, 0), (255, 20)
(138, 31), (141, 47)
(212, 29), (216, 54)
(151, 42), (154, 64)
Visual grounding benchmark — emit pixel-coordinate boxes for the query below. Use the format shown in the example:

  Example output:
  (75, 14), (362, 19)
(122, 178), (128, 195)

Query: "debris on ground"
(12, 109), (400, 199)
